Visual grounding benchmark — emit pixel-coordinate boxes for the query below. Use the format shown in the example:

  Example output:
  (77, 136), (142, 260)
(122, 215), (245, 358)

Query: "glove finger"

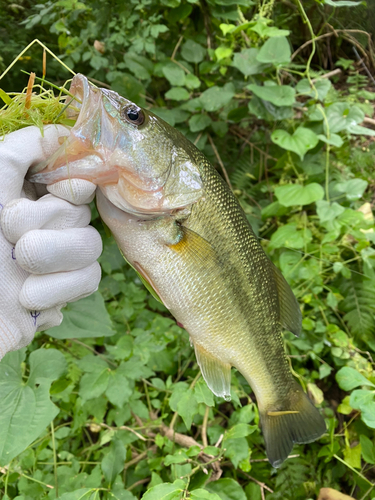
(1, 194), (91, 244)
(15, 226), (103, 274)
(0, 125), (70, 205)
(36, 307), (64, 332)
(19, 262), (102, 310)
(48, 179), (97, 205)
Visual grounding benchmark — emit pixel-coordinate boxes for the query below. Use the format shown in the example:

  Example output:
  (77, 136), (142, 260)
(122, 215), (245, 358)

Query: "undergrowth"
(1, 0), (375, 499)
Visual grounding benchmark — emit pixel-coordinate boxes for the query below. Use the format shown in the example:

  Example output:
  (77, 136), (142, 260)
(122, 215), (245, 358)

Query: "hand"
(0, 125), (102, 360)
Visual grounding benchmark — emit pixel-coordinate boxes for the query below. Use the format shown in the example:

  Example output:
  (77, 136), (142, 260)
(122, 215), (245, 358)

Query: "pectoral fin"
(194, 343), (231, 401)
(272, 263), (301, 337)
(168, 225), (218, 267)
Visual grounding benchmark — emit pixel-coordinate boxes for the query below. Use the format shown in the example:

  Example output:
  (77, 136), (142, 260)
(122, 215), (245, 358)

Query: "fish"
(29, 73), (326, 467)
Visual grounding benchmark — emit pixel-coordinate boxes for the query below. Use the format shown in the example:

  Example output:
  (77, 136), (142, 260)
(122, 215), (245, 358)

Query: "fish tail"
(260, 383), (326, 468)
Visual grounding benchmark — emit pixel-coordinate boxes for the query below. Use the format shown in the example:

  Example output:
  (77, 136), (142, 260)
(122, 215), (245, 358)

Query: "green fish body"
(30, 74), (326, 467)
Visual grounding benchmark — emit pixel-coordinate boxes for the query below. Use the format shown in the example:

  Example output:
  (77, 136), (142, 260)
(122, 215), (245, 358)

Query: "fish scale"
(29, 73), (326, 467)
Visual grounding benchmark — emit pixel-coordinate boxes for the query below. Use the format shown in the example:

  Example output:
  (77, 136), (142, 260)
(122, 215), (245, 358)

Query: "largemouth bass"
(30, 74), (325, 467)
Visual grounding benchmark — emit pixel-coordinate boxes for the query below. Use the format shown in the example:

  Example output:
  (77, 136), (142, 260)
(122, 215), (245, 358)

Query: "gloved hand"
(0, 125), (102, 360)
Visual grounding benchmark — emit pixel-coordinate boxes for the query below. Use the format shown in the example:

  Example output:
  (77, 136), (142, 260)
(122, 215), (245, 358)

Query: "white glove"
(0, 125), (102, 360)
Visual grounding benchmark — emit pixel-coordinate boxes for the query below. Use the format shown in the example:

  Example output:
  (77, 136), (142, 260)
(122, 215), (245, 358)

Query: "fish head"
(29, 73), (203, 216)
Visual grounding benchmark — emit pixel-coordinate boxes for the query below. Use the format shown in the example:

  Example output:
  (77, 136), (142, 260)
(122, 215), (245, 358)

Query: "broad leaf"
(271, 127), (319, 159)
(200, 84), (235, 112)
(206, 478), (247, 500)
(0, 349), (62, 465)
(141, 481), (184, 500)
(181, 40), (206, 63)
(232, 48), (267, 76)
(275, 183), (324, 206)
(256, 36), (291, 65)
(101, 438), (126, 485)
(336, 367), (375, 391)
(48, 292), (115, 339)
(247, 83), (295, 106)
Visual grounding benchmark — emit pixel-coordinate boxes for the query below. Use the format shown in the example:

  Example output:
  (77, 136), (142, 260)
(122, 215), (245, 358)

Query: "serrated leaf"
(48, 292), (115, 339)
(271, 127), (319, 159)
(248, 83), (295, 106)
(336, 367), (375, 391)
(176, 389), (198, 430)
(206, 478), (247, 500)
(101, 438), (126, 485)
(141, 482), (184, 500)
(340, 278), (375, 336)
(275, 183), (324, 206)
(194, 378), (214, 406)
(190, 489), (222, 500)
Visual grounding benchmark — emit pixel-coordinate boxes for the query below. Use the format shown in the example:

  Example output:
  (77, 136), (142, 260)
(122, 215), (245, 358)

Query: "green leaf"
(165, 87), (190, 100)
(224, 437), (249, 468)
(28, 348), (67, 386)
(0, 349), (60, 465)
(271, 127), (319, 159)
(232, 48), (267, 76)
(141, 482), (184, 500)
(59, 490), (96, 500)
(101, 438), (126, 485)
(325, 102), (364, 134)
(336, 367), (375, 391)
(275, 183), (324, 206)
(200, 84), (235, 112)
(162, 63), (186, 86)
(111, 73), (146, 106)
(224, 423), (256, 440)
(79, 365), (110, 401)
(176, 389), (198, 429)
(190, 489), (222, 500)
(360, 435), (375, 464)
(316, 200), (345, 223)
(296, 78), (332, 101)
(0, 89), (12, 105)
(247, 83), (295, 106)
(184, 73), (201, 89)
(317, 133), (343, 147)
(269, 223), (312, 250)
(181, 40), (206, 63)
(350, 389), (374, 411)
(48, 292), (115, 339)
(347, 124), (375, 136)
(194, 378), (214, 406)
(256, 36), (291, 65)
(105, 370), (132, 408)
(189, 114), (212, 132)
(206, 478), (247, 500)
(335, 179), (368, 201)
(215, 47), (233, 61)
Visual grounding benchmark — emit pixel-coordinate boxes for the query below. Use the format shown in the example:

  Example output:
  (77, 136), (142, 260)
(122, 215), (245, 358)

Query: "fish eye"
(121, 105), (145, 126)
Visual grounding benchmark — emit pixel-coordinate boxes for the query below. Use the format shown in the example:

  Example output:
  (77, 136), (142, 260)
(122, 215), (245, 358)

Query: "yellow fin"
(194, 343), (231, 401)
(272, 263), (301, 337)
(168, 225), (217, 265)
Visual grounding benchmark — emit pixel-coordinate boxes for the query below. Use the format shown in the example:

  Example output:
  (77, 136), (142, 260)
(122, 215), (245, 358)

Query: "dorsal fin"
(272, 263), (301, 337)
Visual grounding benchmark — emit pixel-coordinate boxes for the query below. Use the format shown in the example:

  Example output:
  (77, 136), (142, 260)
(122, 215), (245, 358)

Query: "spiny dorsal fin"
(194, 343), (232, 401)
(272, 263), (301, 337)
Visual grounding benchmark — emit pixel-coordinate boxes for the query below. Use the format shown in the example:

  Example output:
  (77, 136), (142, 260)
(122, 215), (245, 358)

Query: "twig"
(127, 477), (150, 491)
(311, 68), (341, 82)
(201, 406), (209, 448)
(90, 422), (148, 442)
(171, 35), (184, 61)
(364, 117), (375, 126)
(231, 129), (278, 161)
(208, 134), (233, 191)
(352, 45), (375, 87)
(250, 454), (299, 462)
(242, 472), (274, 495)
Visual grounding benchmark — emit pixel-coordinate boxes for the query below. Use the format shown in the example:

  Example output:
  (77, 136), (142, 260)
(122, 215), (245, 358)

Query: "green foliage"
(2, 0), (375, 499)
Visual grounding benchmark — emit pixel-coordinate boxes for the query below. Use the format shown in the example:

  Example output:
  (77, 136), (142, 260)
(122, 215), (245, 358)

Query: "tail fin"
(260, 385), (326, 468)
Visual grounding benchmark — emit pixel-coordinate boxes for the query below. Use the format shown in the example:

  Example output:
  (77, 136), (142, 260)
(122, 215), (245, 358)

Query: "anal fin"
(272, 263), (301, 337)
(194, 343), (231, 401)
